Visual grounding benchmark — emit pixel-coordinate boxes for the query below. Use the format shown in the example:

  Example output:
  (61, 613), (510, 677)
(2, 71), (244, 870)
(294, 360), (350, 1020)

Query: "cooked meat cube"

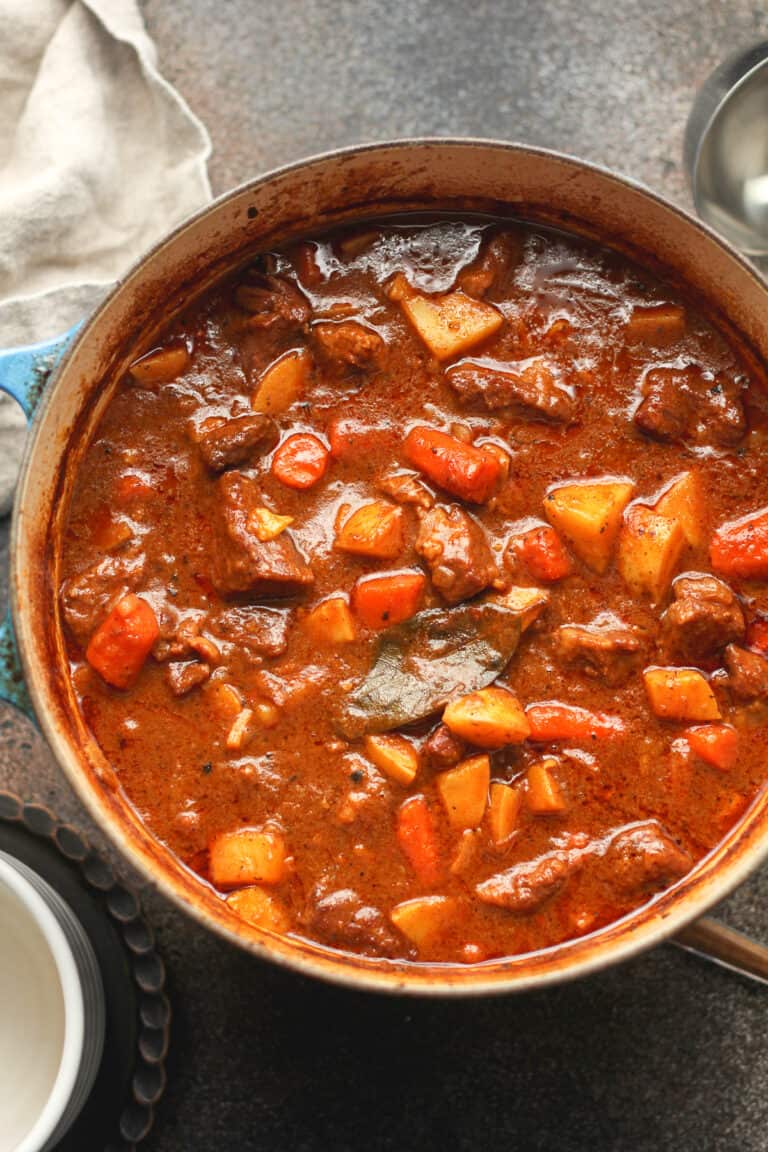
(660, 574), (745, 664)
(313, 320), (386, 370)
(152, 605), (206, 662)
(193, 413), (278, 473)
(446, 356), (576, 423)
(211, 606), (292, 658)
(634, 364), (746, 446)
(377, 470), (434, 509)
(476, 851), (571, 912)
(166, 661), (211, 697)
(415, 504), (498, 604)
(60, 553), (147, 646)
(310, 888), (400, 957)
(211, 472), (314, 597)
(422, 723), (466, 769)
(606, 821), (692, 895)
(234, 274), (310, 331)
(554, 617), (644, 686)
(724, 643), (768, 700)
(456, 231), (522, 298)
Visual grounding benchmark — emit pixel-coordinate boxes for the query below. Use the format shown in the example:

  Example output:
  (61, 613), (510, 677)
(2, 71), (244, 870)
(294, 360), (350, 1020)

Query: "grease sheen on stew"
(59, 217), (768, 964)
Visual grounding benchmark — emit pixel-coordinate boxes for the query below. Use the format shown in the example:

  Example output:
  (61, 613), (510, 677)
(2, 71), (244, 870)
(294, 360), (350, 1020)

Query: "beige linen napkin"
(0, 0), (212, 511)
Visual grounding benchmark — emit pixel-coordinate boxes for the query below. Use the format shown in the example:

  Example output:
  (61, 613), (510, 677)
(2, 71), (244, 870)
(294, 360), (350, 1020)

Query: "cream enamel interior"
(12, 140), (768, 995)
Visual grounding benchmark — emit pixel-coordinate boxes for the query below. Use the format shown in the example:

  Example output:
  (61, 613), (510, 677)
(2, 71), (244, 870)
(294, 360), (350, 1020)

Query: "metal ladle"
(685, 41), (768, 268)
(672, 45), (768, 985)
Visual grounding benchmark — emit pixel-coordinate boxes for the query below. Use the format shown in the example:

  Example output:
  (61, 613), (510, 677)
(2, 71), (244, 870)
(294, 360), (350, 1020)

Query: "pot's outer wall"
(14, 141), (768, 993)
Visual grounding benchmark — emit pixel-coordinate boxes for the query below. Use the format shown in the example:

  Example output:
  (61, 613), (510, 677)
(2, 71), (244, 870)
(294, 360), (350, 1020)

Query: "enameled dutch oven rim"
(12, 138), (768, 996)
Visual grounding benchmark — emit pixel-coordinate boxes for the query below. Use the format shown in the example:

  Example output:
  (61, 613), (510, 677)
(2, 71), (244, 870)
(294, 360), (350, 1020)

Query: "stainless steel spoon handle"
(673, 917), (768, 986)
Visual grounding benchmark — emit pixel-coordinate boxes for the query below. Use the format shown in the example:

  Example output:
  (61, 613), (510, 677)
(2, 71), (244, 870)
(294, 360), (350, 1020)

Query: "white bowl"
(0, 851), (105, 1152)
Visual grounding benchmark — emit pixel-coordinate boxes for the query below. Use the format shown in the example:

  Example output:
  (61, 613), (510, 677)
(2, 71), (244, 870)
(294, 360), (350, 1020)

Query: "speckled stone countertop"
(4, 3), (768, 1149)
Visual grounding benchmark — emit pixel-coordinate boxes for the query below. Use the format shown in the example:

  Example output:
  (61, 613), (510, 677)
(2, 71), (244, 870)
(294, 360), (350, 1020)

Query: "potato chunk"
(390, 896), (456, 948)
(654, 472), (704, 548)
(436, 754), (490, 829)
(129, 342), (190, 385)
(226, 886), (291, 932)
(643, 666), (721, 722)
(526, 758), (567, 814)
(364, 733), (419, 786)
(488, 782), (522, 845)
(209, 827), (288, 889)
(544, 479), (634, 573)
(252, 348), (311, 414)
(303, 596), (356, 644)
(334, 500), (405, 559)
(617, 504), (685, 602)
(442, 686), (530, 749)
(394, 275), (503, 361)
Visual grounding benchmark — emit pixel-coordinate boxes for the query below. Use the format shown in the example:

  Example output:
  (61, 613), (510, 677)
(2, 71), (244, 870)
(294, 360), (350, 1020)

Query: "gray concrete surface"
(3, 1), (768, 1149)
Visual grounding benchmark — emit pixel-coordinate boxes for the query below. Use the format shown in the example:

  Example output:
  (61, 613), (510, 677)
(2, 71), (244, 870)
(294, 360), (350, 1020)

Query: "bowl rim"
(12, 136), (768, 996)
(0, 852), (85, 1152)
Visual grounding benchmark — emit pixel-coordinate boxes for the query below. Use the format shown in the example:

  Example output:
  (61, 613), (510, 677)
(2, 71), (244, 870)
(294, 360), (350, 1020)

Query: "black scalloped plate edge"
(0, 790), (170, 1151)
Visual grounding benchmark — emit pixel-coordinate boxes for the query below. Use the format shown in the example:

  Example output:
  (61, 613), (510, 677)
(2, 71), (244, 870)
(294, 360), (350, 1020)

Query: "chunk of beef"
(422, 723), (466, 769)
(152, 605), (206, 662)
(60, 552), (146, 646)
(193, 413), (278, 473)
(634, 364), (745, 447)
(606, 821), (692, 895)
(211, 472), (314, 598)
(660, 574), (745, 664)
(309, 888), (400, 958)
(312, 320), (386, 370)
(456, 231), (522, 298)
(377, 470), (434, 509)
(234, 274), (311, 331)
(415, 504), (498, 604)
(166, 661), (211, 697)
(211, 606), (292, 658)
(446, 356), (576, 423)
(554, 617), (644, 686)
(476, 851), (571, 912)
(724, 643), (768, 700)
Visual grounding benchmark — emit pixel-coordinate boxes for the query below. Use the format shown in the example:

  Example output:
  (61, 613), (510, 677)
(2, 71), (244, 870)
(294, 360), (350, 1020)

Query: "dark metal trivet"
(0, 791), (170, 1151)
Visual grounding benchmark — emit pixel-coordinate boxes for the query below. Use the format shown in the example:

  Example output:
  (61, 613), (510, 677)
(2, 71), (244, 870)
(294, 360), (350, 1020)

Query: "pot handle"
(0, 324), (81, 720)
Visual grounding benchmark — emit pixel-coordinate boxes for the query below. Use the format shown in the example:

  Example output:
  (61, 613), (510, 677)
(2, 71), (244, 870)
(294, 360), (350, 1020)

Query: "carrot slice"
(686, 724), (739, 771)
(510, 525), (572, 582)
(404, 426), (501, 503)
(85, 593), (159, 689)
(396, 795), (440, 884)
(711, 506), (768, 579)
(526, 702), (625, 742)
(272, 433), (329, 490)
(352, 570), (426, 629)
(747, 617), (768, 654)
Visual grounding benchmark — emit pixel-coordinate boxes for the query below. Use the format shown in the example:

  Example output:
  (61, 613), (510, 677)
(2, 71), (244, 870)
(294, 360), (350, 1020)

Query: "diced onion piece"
(226, 708), (256, 751)
(207, 681), (243, 721)
(247, 507), (294, 542)
(209, 827), (287, 889)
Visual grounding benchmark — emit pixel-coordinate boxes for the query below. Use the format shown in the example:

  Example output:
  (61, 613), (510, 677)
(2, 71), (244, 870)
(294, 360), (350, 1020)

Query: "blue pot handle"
(0, 324), (82, 719)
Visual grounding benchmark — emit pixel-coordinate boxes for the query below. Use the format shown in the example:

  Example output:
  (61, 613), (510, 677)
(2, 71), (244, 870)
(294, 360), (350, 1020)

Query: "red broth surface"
(59, 218), (768, 963)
